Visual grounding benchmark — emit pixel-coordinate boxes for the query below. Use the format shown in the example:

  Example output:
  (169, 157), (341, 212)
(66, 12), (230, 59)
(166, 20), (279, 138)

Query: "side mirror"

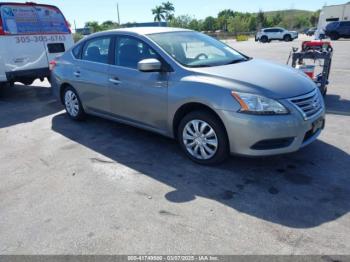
(138, 58), (162, 72)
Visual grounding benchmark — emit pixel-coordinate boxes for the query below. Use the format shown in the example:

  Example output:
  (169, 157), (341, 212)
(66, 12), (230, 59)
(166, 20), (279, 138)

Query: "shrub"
(236, 35), (249, 42)
(73, 33), (84, 43)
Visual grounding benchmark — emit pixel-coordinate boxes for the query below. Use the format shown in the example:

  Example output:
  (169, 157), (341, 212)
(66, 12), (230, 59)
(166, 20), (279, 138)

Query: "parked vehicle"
(316, 2), (350, 39)
(51, 27), (325, 165)
(306, 27), (317, 36)
(255, 27), (298, 43)
(325, 21), (350, 40)
(0, 2), (74, 87)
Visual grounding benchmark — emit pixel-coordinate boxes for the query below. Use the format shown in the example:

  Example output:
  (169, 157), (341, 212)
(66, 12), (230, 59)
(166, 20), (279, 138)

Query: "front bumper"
(217, 107), (325, 157)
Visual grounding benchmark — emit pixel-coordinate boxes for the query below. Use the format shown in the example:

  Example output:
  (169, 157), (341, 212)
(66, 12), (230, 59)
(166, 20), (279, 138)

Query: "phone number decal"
(15, 35), (66, 43)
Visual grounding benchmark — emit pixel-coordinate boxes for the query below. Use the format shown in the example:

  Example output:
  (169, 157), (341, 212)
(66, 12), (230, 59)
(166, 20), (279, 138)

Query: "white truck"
(0, 2), (74, 87)
(316, 3), (350, 39)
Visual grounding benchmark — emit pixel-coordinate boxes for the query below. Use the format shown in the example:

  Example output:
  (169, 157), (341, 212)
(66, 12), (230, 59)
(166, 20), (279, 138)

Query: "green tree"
(152, 6), (165, 25)
(227, 16), (249, 34)
(169, 15), (192, 28)
(272, 12), (282, 26)
(162, 1), (175, 22)
(310, 11), (320, 27)
(101, 20), (119, 31)
(217, 9), (235, 31)
(202, 16), (217, 31)
(188, 19), (200, 31)
(248, 16), (257, 31)
(256, 9), (267, 29)
(85, 21), (102, 33)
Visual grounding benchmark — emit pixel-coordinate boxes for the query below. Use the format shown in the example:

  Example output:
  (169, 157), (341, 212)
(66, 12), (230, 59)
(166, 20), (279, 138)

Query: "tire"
(62, 86), (86, 121)
(329, 32), (339, 41)
(283, 34), (292, 42)
(260, 36), (268, 43)
(178, 110), (229, 165)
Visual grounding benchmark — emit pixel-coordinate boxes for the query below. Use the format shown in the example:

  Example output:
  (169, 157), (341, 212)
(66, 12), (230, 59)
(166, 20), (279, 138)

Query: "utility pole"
(117, 3), (121, 26)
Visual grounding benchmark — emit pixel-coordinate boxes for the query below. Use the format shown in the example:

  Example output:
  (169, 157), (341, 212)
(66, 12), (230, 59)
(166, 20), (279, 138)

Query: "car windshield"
(148, 31), (248, 68)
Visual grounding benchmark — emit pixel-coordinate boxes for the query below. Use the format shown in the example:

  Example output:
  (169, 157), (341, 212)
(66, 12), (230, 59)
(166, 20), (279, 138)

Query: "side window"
(82, 37), (111, 64)
(341, 21), (350, 27)
(72, 44), (82, 59)
(115, 36), (159, 69)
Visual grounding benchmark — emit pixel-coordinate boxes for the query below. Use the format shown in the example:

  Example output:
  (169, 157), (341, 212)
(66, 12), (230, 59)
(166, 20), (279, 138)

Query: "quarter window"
(115, 36), (159, 69)
(82, 37), (111, 64)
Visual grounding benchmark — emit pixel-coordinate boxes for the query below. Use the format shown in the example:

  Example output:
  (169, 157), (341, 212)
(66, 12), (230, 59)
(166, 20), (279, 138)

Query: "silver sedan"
(51, 27), (325, 165)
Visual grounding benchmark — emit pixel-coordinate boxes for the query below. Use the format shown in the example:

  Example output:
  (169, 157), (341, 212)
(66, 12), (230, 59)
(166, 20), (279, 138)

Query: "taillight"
(0, 17), (5, 35)
(65, 19), (72, 34)
(49, 60), (57, 71)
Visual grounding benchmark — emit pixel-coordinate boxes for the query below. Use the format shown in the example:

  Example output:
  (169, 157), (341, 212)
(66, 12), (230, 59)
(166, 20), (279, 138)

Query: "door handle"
(74, 71), (81, 77)
(109, 77), (121, 85)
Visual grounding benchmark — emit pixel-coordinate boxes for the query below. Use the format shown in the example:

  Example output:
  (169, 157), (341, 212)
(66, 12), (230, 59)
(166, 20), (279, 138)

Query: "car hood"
(189, 59), (316, 99)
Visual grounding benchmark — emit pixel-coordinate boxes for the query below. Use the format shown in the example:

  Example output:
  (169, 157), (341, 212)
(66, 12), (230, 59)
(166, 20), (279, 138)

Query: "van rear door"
(0, 4), (49, 77)
(33, 5), (74, 62)
(0, 4), (74, 82)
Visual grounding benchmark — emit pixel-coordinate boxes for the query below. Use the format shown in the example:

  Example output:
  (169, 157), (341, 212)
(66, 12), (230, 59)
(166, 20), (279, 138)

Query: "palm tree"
(162, 1), (175, 22)
(152, 6), (165, 26)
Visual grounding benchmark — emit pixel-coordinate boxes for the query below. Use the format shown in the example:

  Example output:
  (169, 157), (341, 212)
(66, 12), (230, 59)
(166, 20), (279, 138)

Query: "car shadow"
(0, 84), (62, 128)
(325, 94), (350, 116)
(51, 113), (350, 229)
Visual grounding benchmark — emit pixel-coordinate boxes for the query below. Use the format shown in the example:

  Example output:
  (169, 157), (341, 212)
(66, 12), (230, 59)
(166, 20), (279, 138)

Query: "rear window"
(0, 4), (70, 35)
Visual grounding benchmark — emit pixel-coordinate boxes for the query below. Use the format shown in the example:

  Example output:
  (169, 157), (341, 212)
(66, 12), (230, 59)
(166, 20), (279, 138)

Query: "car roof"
(263, 27), (284, 30)
(106, 27), (192, 35)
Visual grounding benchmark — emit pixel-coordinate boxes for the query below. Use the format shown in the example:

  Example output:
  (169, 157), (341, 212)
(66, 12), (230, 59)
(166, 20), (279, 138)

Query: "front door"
(108, 35), (169, 131)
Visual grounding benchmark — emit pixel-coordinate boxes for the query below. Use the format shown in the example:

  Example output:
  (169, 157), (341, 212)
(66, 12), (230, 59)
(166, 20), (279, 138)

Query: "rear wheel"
(63, 86), (86, 121)
(178, 110), (229, 165)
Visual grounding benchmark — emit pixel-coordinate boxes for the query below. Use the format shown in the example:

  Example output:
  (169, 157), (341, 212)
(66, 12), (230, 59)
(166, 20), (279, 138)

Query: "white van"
(0, 2), (74, 86)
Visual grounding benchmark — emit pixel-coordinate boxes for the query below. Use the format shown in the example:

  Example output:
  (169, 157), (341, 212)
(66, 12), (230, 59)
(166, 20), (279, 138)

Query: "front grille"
(289, 89), (323, 120)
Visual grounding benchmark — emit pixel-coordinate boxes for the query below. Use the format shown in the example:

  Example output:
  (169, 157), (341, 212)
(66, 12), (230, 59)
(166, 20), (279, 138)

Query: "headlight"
(232, 91), (289, 115)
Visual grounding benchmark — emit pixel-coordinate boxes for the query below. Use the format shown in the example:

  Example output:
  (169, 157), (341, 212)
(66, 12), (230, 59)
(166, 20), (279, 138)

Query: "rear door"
(33, 5), (74, 62)
(340, 21), (350, 36)
(71, 36), (112, 113)
(0, 4), (48, 73)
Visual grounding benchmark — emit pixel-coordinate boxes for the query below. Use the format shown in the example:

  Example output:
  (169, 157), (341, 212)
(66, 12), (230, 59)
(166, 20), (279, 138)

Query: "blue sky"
(39, 0), (346, 28)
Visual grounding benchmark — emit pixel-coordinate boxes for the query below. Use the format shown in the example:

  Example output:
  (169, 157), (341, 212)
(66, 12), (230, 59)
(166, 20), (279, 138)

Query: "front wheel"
(178, 110), (229, 165)
(329, 32), (339, 40)
(283, 34), (292, 42)
(260, 36), (268, 43)
(63, 86), (86, 121)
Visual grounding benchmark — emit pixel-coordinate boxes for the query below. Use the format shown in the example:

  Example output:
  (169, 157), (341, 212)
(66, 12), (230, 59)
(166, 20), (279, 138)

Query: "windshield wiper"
(225, 58), (249, 65)
(187, 64), (214, 68)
